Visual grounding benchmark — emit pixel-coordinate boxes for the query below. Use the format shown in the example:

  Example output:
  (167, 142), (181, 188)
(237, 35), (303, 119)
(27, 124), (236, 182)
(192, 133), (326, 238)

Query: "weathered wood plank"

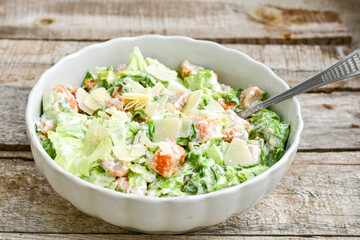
(298, 92), (360, 151)
(1, 40), (359, 90)
(0, 86), (29, 150)
(0, 153), (359, 235)
(0, 233), (357, 240)
(0, 151), (33, 160)
(0, 0), (351, 44)
(0, 85), (359, 151)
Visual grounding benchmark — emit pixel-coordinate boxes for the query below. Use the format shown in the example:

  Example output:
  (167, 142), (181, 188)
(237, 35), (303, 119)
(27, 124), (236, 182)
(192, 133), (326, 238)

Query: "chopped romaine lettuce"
(146, 57), (178, 82)
(249, 109), (290, 167)
(126, 47), (147, 72)
(38, 47), (290, 197)
(56, 111), (87, 139)
(184, 69), (218, 91)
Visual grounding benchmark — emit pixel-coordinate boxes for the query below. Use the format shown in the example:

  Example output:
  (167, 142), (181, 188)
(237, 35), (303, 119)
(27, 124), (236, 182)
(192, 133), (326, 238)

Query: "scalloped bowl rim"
(26, 35), (303, 203)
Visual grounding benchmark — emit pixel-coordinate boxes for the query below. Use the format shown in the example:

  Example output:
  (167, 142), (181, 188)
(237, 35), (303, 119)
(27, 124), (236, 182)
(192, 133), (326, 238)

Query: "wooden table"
(1, 1), (359, 239)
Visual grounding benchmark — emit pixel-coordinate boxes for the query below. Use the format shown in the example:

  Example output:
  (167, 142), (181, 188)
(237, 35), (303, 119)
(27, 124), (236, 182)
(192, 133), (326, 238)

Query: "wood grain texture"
(1, 40), (359, 90)
(0, 0), (351, 44)
(1, 85), (359, 151)
(0, 234), (358, 240)
(0, 153), (359, 235)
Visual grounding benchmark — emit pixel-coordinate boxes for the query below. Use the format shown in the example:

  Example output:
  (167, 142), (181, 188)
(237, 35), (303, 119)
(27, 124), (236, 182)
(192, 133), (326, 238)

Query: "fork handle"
(238, 48), (360, 119)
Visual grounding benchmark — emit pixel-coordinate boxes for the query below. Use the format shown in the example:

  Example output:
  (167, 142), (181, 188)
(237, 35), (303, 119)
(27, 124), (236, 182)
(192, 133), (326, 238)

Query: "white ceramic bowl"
(26, 35), (303, 234)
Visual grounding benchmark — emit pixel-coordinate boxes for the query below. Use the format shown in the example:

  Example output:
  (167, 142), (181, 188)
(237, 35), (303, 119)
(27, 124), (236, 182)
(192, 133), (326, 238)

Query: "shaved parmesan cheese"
(123, 78), (144, 93)
(151, 82), (166, 96)
(112, 146), (137, 161)
(121, 93), (151, 101)
(158, 94), (169, 112)
(90, 87), (110, 107)
(144, 102), (159, 116)
(76, 88), (94, 115)
(153, 117), (182, 142)
(179, 118), (193, 138)
(140, 134), (157, 149)
(157, 141), (173, 155)
(166, 103), (176, 113)
(223, 138), (258, 167)
(204, 100), (225, 113)
(83, 94), (102, 111)
(120, 93), (152, 110)
(167, 80), (188, 94)
(182, 90), (203, 115)
(130, 144), (147, 158)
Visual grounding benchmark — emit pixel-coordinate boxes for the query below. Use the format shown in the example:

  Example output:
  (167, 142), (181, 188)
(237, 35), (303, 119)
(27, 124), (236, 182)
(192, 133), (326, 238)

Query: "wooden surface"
(1, 0), (359, 239)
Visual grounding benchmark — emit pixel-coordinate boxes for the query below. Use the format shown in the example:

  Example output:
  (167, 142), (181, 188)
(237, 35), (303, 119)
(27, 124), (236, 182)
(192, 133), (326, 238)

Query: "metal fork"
(237, 48), (360, 119)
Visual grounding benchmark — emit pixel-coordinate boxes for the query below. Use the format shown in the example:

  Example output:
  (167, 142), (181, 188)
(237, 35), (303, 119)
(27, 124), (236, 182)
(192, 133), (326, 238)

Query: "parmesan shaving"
(182, 90), (203, 115)
(90, 87), (110, 107)
(140, 134), (157, 149)
(112, 146), (137, 161)
(76, 88), (94, 115)
(153, 117), (182, 142)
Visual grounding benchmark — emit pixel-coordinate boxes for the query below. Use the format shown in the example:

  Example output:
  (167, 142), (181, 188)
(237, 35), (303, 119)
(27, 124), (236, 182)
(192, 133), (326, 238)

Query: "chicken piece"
(225, 109), (250, 129)
(105, 96), (125, 110)
(55, 84), (79, 112)
(149, 137), (186, 178)
(181, 60), (204, 78)
(38, 119), (56, 136)
(168, 91), (189, 111)
(115, 177), (147, 196)
(84, 78), (98, 91)
(222, 126), (248, 143)
(111, 86), (122, 98)
(222, 109), (250, 142)
(101, 158), (129, 177)
(220, 84), (232, 93)
(218, 98), (237, 111)
(248, 140), (261, 163)
(191, 116), (213, 143)
(114, 64), (128, 74)
(240, 86), (263, 109)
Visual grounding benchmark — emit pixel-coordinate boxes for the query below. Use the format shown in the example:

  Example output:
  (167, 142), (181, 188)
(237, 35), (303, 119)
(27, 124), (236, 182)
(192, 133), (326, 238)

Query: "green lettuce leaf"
(126, 47), (147, 71)
(145, 57), (178, 82)
(48, 132), (87, 177)
(42, 89), (62, 121)
(87, 168), (117, 190)
(249, 109), (290, 167)
(83, 119), (109, 156)
(41, 137), (57, 159)
(56, 111), (87, 139)
(184, 69), (218, 91)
